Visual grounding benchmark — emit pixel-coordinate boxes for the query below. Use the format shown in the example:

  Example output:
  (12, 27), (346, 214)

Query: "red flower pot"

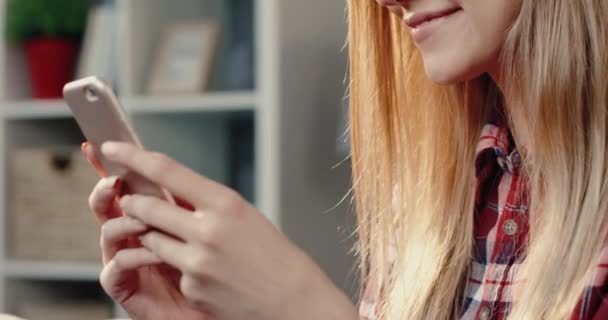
(25, 38), (79, 99)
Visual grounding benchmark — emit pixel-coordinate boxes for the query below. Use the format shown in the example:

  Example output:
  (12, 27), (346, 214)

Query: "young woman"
(85, 0), (608, 319)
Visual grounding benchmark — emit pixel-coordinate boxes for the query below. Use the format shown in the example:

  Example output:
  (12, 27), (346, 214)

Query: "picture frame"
(147, 21), (220, 95)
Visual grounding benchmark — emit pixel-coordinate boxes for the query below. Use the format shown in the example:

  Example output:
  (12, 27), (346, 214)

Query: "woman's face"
(376, 0), (521, 84)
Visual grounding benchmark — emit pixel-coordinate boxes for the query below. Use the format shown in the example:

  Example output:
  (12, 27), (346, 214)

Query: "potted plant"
(6, 0), (89, 98)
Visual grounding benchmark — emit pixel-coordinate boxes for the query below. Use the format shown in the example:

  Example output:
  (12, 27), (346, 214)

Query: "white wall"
(276, 1), (357, 297)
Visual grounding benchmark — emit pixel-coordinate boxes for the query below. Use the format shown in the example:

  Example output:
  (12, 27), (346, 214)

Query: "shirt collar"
(475, 107), (522, 175)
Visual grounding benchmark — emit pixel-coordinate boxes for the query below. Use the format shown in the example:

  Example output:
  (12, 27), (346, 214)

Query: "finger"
(119, 194), (202, 241)
(101, 142), (231, 209)
(82, 142), (108, 177)
(101, 216), (148, 264)
(89, 176), (124, 224)
(100, 248), (162, 299)
(139, 231), (199, 273)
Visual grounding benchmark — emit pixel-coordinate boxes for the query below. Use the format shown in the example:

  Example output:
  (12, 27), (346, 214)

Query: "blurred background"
(0, 0), (354, 318)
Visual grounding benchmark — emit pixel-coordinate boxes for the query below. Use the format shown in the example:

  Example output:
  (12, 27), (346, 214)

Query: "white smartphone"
(63, 76), (174, 203)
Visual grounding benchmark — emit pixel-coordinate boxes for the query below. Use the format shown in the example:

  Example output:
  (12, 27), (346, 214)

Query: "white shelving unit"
(3, 92), (258, 120)
(0, 0), (353, 318)
(3, 261), (101, 281)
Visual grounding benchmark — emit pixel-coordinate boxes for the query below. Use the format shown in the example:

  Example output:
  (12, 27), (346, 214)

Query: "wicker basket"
(9, 146), (101, 262)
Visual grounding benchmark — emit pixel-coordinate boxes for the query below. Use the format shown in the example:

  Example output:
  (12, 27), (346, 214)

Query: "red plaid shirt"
(359, 108), (608, 320)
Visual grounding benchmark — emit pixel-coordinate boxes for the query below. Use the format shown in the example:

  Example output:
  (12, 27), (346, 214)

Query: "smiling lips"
(406, 7), (462, 28)
(404, 6), (463, 42)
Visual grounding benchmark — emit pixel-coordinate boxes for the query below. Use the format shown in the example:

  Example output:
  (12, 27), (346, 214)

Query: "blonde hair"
(348, 1), (608, 319)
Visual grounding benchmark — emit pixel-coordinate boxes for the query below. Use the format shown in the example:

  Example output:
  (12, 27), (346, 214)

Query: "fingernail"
(101, 142), (119, 157)
(81, 142), (89, 154)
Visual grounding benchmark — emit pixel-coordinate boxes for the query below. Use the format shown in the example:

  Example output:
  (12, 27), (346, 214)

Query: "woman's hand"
(85, 144), (210, 320)
(99, 141), (358, 320)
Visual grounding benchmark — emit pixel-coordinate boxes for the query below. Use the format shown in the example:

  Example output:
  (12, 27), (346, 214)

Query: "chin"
(421, 55), (487, 85)
(423, 63), (481, 85)
(425, 70), (464, 85)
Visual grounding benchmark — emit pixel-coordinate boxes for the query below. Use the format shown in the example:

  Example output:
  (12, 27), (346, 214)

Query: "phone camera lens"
(84, 86), (99, 102)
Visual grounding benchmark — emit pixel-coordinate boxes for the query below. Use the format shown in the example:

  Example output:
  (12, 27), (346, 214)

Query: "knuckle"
(100, 223), (109, 247)
(150, 151), (169, 163)
(100, 219), (113, 237)
(184, 251), (212, 276)
(99, 234), (105, 250)
(186, 297), (208, 312)
(179, 276), (198, 298)
(121, 195), (150, 218)
(99, 218), (120, 248)
(99, 268), (111, 292)
(88, 189), (104, 213)
(179, 276), (210, 311)
(88, 191), (96, 211)
(112, 251), (127, 270)
(197, 222), (223, 248)
(100, 217), (136, 246)
(141, 233), (158, 248)
(119, 195), (134, 212)
(88, 178), (115, 213)
(148, 152), (176, 177)
(131, 196), (151, 214)
(100, 264), (129, 302)
(217, 189), (245, 214)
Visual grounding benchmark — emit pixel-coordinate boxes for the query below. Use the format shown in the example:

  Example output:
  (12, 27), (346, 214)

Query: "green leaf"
(6, 0), (90, 43)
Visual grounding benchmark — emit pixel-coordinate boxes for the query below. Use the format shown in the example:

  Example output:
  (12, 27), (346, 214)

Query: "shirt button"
(497, 156), (508, 171)
(479, 305), (492, 320)
(503, 219), (518, 235)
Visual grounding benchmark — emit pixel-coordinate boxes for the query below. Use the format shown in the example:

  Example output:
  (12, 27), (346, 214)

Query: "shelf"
(2, 100), (71, 120)
(0, 91), (257, 120)
(123, 91), (258, 114)
(3, 260), (102, 281)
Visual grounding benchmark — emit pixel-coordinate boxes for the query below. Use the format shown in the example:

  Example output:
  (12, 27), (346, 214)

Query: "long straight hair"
(348, 1), (608, 319)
